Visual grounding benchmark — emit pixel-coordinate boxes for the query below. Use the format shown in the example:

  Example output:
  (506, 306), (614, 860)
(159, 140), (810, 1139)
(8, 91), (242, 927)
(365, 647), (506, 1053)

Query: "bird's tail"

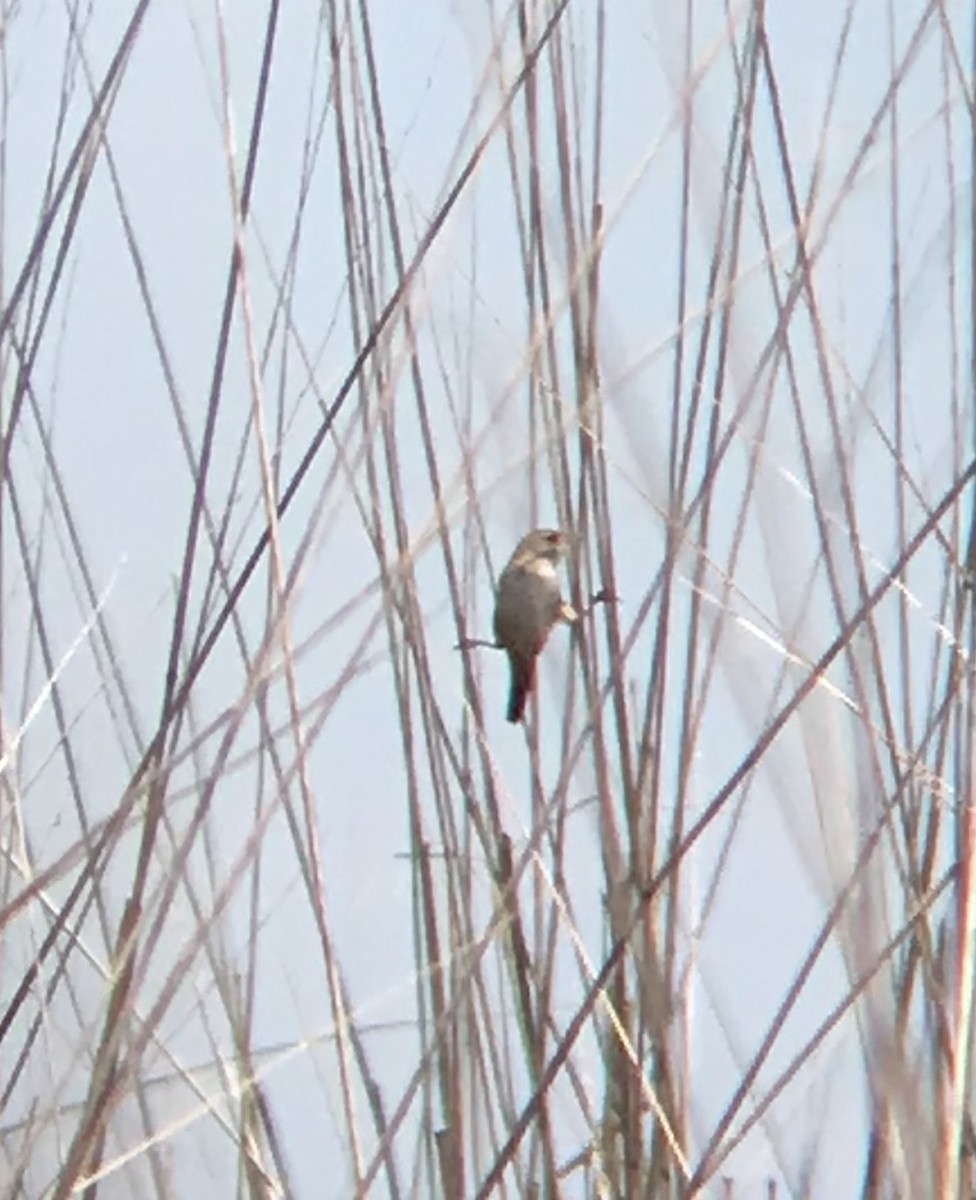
(507, 653), (536, 723)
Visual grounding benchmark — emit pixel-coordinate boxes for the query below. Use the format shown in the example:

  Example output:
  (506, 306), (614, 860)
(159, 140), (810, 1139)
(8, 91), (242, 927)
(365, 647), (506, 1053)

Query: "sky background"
(0, 1), (971, 1196)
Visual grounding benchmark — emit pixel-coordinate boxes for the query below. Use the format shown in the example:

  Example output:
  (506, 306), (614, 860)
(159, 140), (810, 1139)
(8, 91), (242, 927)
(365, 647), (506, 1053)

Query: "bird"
(493, 528), (577, 723)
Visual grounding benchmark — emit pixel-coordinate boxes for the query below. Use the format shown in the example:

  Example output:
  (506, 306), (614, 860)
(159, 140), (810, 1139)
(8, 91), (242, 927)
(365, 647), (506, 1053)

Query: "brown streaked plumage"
(493, 529), (577, 723)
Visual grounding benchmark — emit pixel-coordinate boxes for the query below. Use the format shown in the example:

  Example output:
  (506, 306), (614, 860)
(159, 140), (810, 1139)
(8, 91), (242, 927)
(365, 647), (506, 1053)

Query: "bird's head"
(517, 528), (571, 564)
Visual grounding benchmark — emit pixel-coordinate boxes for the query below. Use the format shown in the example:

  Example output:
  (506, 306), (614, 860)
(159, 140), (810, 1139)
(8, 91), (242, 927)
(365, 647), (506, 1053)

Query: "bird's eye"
(546, 531), (560, 543)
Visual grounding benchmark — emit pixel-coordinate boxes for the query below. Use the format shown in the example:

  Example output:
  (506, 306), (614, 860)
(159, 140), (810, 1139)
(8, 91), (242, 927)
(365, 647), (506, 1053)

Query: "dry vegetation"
(0, 1), (973, 1197)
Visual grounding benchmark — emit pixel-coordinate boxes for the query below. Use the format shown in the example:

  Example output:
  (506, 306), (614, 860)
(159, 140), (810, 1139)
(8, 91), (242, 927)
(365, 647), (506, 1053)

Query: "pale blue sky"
(1, 1), (969, 1195)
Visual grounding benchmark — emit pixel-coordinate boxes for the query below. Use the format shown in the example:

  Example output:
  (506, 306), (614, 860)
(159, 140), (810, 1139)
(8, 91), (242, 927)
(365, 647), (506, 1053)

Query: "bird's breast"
(494, 562), (562, 654)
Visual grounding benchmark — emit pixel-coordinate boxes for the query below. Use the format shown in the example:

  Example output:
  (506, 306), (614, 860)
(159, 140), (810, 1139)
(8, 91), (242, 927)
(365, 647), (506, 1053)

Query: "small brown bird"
(493, 528), (577, 723)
